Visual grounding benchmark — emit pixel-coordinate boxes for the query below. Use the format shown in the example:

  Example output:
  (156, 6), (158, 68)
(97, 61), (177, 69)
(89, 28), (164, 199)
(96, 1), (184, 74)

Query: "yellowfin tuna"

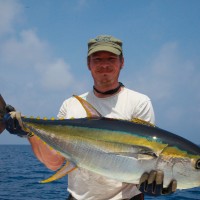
(0, 94), (200, 190)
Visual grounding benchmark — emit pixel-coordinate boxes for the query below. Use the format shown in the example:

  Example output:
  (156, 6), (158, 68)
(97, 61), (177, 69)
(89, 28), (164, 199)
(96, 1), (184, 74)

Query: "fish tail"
(0, 94), (6, 134)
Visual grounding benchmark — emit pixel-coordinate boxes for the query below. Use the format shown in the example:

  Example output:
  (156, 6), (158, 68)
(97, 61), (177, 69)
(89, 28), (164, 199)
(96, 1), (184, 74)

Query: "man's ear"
(87, 57), (91, 70)
(120, 57), (124, 69)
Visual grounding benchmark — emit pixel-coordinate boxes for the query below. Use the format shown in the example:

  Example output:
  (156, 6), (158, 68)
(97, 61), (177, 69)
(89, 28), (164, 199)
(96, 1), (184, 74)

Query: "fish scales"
(0, 94), (200, 189)
(23, 117), (200, 189)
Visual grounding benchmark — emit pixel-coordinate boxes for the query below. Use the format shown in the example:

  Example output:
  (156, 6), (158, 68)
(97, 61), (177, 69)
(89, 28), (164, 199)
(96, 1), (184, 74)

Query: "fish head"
(157, 146), (200, 190)
(173, 157), (200, 189)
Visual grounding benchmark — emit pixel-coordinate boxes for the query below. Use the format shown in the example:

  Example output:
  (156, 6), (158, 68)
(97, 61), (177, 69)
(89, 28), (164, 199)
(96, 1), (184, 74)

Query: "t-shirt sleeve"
(57, 96), (87, 119)
(134, 98), (155, 124)
(57, 100), (68, 119)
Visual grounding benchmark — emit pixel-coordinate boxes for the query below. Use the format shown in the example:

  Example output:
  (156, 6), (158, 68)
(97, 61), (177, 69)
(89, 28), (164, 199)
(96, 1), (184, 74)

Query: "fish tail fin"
(0, 94), (6, 134)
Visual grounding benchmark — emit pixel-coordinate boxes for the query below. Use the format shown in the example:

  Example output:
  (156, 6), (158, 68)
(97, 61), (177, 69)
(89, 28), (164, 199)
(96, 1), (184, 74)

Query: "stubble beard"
(94, 72), (120, 89)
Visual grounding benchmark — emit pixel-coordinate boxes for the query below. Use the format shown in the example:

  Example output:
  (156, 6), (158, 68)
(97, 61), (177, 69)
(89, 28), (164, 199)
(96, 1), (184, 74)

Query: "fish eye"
(195, 159), (200, 169)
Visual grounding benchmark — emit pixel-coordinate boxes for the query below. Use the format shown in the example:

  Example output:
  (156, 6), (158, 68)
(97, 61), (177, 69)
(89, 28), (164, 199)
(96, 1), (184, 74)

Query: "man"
(4, 35), (177, 199)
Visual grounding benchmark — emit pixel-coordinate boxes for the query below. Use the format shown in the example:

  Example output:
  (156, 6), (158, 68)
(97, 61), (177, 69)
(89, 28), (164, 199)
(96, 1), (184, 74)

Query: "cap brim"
(88, 45), (121, 56)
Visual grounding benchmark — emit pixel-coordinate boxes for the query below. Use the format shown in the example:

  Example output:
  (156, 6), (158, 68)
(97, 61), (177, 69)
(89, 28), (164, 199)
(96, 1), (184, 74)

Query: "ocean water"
(0, 145), (199, 200)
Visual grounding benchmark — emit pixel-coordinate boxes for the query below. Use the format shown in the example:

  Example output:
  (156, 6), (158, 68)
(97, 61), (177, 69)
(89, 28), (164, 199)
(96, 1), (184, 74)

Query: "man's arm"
(28, 136), (65, 171)
(4, 108), (65, 171)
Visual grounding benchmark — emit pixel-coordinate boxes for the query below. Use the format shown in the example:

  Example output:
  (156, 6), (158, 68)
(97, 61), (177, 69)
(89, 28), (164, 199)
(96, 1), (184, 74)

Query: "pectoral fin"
(114, 152), (157, 160)
(40, 161), (77, 183)
(108, 145), (158, 160)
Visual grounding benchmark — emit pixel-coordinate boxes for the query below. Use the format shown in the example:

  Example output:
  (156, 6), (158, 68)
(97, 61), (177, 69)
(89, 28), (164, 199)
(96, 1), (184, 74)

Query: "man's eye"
(109, 58), (116, 61)
(93, 58), (101, 62)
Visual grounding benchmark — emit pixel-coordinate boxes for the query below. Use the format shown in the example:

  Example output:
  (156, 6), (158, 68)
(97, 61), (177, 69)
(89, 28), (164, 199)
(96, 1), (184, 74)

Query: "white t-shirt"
(57, 87), (155, 200)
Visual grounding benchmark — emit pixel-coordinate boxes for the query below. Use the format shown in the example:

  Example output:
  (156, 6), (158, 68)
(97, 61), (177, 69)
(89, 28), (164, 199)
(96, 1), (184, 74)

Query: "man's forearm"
(28, 136), (65, 171)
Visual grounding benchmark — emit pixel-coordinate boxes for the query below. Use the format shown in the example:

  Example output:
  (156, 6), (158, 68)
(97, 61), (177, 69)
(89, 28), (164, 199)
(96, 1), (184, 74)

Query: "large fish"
(0, 94), (200, 190)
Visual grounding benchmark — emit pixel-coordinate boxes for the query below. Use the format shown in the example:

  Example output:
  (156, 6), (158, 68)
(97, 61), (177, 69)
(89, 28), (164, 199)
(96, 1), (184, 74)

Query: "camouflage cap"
(88, 35), (123, 56)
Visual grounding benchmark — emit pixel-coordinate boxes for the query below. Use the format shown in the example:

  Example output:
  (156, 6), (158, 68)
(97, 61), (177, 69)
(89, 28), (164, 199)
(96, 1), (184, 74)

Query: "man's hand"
(5, 104), (16, 113)
(138, 170), (177, 196)
(3, 106), (31, 138)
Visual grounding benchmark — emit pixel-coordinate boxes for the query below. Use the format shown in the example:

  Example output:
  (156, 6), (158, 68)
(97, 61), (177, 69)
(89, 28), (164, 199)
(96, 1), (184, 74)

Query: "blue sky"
(0, 0), (200, 145)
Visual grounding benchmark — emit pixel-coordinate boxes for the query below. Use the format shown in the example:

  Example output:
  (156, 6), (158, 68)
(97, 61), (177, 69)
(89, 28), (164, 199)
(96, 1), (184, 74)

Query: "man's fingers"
(146, 170), (163, 195)
(10, 111), (24, 130)
(171, 180), (177, 192)
(139, 172), (148, 192)
(155, 170), (164, 185)
(139, 172), (149, 185)
(139, 170), (164, 195)
(162, 180), (177, 195)
(139, 170), (177, 196)
(145, 171), (156, 194)
(147, 170), (156, 184)
(153, 170), (164, 195)
(15, 112), (24, 128)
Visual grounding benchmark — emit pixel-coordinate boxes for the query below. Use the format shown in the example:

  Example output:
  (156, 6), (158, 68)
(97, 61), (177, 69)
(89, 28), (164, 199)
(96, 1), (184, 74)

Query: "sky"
(0, 0), (200, 145)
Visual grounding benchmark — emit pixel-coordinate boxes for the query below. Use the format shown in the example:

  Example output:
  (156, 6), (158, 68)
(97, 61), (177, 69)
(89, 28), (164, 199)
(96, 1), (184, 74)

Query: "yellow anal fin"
(40, 161), (77, 184)
(73, 95), (102, 118)
(131, 118), (155, 127)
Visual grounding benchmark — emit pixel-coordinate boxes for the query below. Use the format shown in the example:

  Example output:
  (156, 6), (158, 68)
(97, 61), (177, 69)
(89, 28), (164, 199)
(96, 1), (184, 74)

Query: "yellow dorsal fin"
(131, 118), (155, 127)
(40, 161), (77, 183)
(73, 95), (102, 118)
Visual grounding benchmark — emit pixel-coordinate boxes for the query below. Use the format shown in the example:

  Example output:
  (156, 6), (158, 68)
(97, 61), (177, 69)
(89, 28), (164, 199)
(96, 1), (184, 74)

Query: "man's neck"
(93, 82), (124, 98)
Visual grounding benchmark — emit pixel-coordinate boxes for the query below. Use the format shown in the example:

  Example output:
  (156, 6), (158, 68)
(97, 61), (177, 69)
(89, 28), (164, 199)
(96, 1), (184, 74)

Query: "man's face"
(88, 51), (124, 87)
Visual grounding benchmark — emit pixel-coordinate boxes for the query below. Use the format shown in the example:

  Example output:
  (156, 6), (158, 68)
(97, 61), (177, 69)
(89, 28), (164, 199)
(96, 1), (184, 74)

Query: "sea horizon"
(0, 145), (199, 200)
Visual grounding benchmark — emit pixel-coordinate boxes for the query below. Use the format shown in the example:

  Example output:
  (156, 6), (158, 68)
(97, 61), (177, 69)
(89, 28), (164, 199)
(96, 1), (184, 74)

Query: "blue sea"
(0, 145), (199, 200)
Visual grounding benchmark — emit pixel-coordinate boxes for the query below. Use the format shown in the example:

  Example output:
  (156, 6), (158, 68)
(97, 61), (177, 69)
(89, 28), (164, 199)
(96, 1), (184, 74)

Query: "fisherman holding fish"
(3, 35), (177, 200)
